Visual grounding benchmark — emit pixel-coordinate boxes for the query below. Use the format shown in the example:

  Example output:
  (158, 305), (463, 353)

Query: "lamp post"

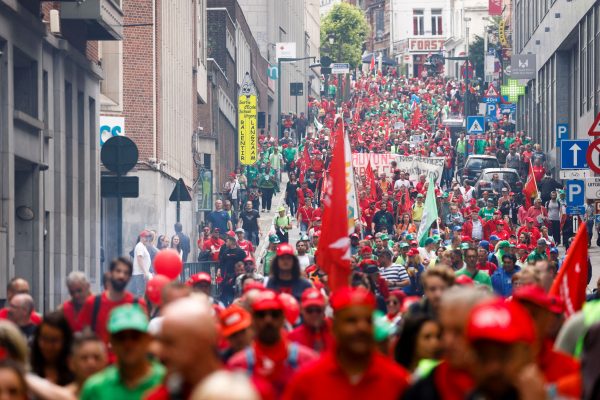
(277, 56), (316, 138)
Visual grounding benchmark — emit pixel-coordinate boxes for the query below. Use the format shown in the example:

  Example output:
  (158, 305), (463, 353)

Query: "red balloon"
(279, 293), (300, 325)
(145, 275), (170, 305)
(154, 249), (183, 280)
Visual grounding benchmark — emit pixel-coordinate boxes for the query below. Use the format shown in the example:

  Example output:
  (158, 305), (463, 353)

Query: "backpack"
(91, 294), (139, 333)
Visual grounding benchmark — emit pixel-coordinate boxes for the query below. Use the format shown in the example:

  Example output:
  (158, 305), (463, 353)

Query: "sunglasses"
(254, 310), (283, 319)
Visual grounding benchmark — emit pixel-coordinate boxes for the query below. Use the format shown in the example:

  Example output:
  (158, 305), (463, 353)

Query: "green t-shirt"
(478, 207), (496, 221)
(263, 250), (276, 275)
(81, 362), (165, 400)
(527, 249), (548, 263)
(456, 267), (492, 288)
(283, 147), (297, 162)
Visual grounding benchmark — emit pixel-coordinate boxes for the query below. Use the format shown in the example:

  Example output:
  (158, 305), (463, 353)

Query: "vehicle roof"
(479, 168), (519, 174)
(466, 155), (498, 160)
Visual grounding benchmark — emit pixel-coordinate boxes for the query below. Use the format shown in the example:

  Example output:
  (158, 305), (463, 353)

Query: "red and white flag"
(489, 0), (502, 15)
(522, 160), (538, 208)
(549, 223), (588, 317)
(317, 119), (352, 291)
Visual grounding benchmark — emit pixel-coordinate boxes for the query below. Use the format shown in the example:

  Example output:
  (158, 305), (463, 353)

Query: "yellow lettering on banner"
(238, 95), (258, 165)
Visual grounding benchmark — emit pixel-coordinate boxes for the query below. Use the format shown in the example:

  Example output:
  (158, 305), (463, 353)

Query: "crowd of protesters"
(1, 69), (600, 400)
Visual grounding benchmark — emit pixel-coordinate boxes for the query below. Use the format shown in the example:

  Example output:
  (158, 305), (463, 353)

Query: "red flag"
(365, 160), (377, 200)
(317, 120), (352, 291)
(369, 54), (375, 71)
(411, 105), (422, 129)
(299, 145), (311, 183)
(489, 0), (502, 15)
(549, 223), (588, 317)
(523, 160), (538, 208)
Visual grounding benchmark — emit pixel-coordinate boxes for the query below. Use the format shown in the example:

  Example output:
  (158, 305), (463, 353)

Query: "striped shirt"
(379, 264), (410, 287)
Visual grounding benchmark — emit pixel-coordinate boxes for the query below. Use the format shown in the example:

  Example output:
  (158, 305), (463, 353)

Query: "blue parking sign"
(566, 180), (585, 208)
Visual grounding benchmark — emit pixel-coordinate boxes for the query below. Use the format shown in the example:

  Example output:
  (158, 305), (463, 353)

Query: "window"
(413, 10), (424, 36)
(587, 12), (593, 111)
(375, 9), (384, 40)
(580, 18), (587, 115)
(13, 48), (37, 117)
(431, 9), (443, 35)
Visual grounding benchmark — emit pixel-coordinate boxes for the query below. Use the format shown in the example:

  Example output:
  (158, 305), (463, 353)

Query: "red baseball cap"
(512, 284), (564, 314)
(276, 243), (295, 257)
(461, 235), (473, 242)
(251, 290), (283, 312)
(185, 272), (211, 286)
(226, 230), (236, 238)
(220, 305), (252, 338)
(243, 256), (255, 263)
(330, 287), (376, 312)
(313, 231), (321, 237)
(467, 299), (536, 344)
(301, 288), (326, 308)
(139, 230), (151, 238)
(526, 217), (534, 223)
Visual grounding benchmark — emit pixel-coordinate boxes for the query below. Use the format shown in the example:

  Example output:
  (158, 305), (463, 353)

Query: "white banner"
(352, 153), (445, 184)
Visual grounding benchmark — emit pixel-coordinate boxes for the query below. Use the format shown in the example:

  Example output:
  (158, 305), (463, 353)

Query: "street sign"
(586, 138), (600, 174)
(466, 116), (485, 134)
(559, 170), (591, 180)
(585, 177), (600, 199)
(486, 103), (497, 122)
(566, 206), (585, 215)
(566, 180), (585, 208)
(331, 63), (350, 74)
(101, 176), (139, 198)
(169, 178), (192, 223)
(101, 135), (139, 175)
(556, 123), (569, 147)
(485, 85), (500, 97)
(500, 103), (516, 114)
(482, 97), (499, 104)
(290, 82), (303, 96)
(589, 113), (600, 136)
(560, 139), (589, 169)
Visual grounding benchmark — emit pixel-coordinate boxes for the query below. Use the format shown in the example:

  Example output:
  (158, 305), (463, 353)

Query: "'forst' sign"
(238, 73), (258, 166)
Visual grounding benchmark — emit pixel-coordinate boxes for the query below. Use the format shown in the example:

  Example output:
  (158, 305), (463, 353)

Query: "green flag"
(417, 177), (439, 246)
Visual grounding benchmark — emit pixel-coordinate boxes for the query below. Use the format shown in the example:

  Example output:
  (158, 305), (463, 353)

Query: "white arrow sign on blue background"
(561, 139), (589, 170)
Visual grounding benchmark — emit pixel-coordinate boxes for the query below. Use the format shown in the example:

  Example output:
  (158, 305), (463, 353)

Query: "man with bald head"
(146, 295), (222, 400)
(0, 277), (41, 325)
(7, 293), (36, 341)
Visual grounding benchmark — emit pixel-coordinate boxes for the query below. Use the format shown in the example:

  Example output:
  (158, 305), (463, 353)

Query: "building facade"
(513, 0), (600, 159)
(0, 0), (122, 309)
(390, 0), (448, 77)
(100, 0), (207, 265)
(238, 0), (312, 136)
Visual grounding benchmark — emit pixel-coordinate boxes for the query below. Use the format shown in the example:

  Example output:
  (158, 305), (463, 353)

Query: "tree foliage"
(320, 3), (369, 68)
(469, 35), (485, 80)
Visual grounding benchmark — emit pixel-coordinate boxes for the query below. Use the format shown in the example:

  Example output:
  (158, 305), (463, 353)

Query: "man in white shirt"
(130, 230), (152, 297)
(394, 171), (412, 190)
(418, 237), (438, 266)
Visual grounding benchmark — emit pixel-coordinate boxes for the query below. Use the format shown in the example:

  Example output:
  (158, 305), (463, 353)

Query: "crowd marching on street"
(2, 68), (600, 400)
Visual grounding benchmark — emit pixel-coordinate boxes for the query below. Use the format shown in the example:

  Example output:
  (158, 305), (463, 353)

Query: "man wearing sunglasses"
(288, 288), (334, 353)
(81, 304), (164, 400)
(228, 290), (317, 396)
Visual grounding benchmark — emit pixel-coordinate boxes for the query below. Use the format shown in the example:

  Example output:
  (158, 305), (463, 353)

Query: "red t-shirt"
(283, 351), (409, 400)
(77, 291), (147, 343)
(0, 308), (42, 325)
(287, 322), (334, 354)
(62, 300), (83, 331)
(237, 239), (254, 256)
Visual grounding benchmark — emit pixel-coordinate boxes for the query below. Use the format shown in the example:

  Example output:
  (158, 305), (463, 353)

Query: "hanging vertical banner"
(489, 0), (502, 15)
(238, 73), (258, 166)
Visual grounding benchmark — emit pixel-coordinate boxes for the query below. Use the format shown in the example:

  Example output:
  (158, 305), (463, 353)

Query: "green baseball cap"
(380, 234), (389, 241)
(424, 237), (435, 246)
(460, 243), (470, 250)
(399, 242), (410, 248)
(107, 304), (148, 334)
(405, 234), (415, 241)
(269, 234), (281, 244)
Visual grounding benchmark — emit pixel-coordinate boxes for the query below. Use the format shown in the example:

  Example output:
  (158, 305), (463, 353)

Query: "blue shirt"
(403, 264), (425, 296)
(491, 266), (521, 297)
(207, 210), (231, 233)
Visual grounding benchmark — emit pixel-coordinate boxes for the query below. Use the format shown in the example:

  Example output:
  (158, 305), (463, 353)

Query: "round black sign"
(101, 136), (139, 175)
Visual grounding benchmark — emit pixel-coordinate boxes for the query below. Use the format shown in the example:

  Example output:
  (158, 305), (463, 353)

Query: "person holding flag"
(416, 176), (439, 247)
(523, 160), (539, 208)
